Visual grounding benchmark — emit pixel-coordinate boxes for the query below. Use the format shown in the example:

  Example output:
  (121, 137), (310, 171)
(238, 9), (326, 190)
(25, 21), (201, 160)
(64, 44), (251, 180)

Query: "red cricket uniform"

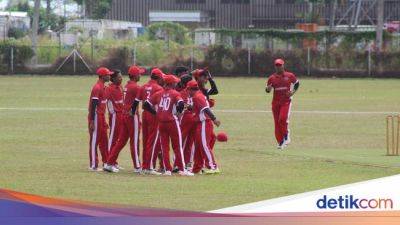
(88, 80), (108, 169)
(136, 80), (163, 170)
(179, 88), (196, 166)
(267, 71), (298, 144)
(149, 88), (185, 172)
(105, 83), (124, 152)
(191, 91), (218, 173)
(107, 81), (141, 169)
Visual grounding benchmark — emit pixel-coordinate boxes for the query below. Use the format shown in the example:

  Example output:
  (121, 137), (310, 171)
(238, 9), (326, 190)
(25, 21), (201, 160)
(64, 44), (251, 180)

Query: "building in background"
(59, 19), (143, 45)
(0, 11), (30, 40)
(97, 0), (400, 29)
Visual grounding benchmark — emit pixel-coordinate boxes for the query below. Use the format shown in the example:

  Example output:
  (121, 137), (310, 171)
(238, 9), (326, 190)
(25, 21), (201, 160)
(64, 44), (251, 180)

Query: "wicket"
(386, 115), (400, 156)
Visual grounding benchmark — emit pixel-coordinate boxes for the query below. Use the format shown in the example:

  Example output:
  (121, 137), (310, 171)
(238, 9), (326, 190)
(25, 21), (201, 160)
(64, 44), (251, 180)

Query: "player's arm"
(89, 98), (98, 132)
(176, 100), (185, 114)
(266, 77), (273, 93)
(288, 79), (300, 97)
(131, 99), (140, 115)
(204, 108), (221, 127)
(143, 100), (156, 115)
(207, 71), (219, 95)
(131, 87), (143, 115)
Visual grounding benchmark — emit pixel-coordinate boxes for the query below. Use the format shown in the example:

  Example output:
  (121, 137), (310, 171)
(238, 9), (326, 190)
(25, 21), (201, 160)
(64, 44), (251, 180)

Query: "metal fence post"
(307, 47), (311, 76)
(368, 46), (372, 76)
(73, 50), (76, 74)
(247, 46), (251, 75)
(10, 46), (13, 74)
(91, 34), (94, 62)
(58, 34), (61, 58)
(190, 46), (194, 71)
(133, 43), (137, 65)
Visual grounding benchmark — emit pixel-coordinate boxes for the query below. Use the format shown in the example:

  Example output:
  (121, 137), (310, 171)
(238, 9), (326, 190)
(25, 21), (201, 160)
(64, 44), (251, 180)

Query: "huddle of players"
(88, 65), (221, 176)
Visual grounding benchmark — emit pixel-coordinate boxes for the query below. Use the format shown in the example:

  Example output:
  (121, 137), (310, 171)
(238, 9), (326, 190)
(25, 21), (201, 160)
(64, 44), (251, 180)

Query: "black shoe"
(172, 167), (179, 173)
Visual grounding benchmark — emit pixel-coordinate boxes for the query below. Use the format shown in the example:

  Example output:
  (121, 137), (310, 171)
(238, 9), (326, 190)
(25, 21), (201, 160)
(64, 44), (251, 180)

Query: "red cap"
(128, 65), (145, 77)
(163, 74), (180, 85)
(151, 68), (165, 79)
(192, 69), (206, 79)
(186, 80), (199, 89)
(217, 132), (228, 142)
(274, 58), (285, 66)
(96, 67), (113, 76)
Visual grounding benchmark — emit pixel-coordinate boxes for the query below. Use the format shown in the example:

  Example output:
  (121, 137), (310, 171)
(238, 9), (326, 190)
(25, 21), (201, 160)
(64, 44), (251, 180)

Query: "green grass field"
(1, 76), (400, 211)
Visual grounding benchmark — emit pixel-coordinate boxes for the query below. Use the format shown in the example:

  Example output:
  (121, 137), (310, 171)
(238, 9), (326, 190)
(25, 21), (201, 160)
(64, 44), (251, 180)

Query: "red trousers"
(192, 120), (218, 173)
(176, 113), (196, 166)
(88, 113), (108, 169)
(142, 112), (162, 170)
(107, 114), (141, 169)
(272, 101), (292, 144)
(108, 112), (123, 153)
(159, 120), (185, 172)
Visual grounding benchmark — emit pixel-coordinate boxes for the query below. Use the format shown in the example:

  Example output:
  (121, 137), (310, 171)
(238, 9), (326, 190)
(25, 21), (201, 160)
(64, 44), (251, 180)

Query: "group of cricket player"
(88, 65), (222, 176)
(87, 58), (299, 176)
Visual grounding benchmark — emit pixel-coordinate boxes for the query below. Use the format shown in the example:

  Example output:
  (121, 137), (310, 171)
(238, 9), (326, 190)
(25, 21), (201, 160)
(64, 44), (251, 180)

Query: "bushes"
(0, 41), (34, 66)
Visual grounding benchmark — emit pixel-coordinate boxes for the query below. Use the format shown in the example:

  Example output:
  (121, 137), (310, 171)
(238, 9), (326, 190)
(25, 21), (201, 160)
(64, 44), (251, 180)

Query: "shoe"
(103, 164), (119, 173)
(172, 167), (179, 173)
(277, 140), (286, 150)
(213, 168), (221, 174)
(284, 133), (291, 145)
(163, 171), (172, 176)
(133, 168), (142, 174)
(178, 170), (194, 176)
(103, 164), (111, 172)
(88, 167), (102, 172)
(148, 169), (162, 175)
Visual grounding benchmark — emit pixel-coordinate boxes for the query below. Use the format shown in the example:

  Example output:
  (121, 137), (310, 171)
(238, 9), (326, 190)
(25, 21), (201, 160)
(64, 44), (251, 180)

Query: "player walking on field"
(187, 80), (221, 175)
(144, 75), (194, 176)
(105, 70), (124, 158)
(266, 59), (300, 150)
(88, 67), (113, 171)
(104, 66), (145, 173)
(132, 68), (165, 175)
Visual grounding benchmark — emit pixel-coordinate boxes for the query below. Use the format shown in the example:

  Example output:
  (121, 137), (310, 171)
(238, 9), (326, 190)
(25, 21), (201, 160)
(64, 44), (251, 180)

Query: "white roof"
(0, 11), (28, 18)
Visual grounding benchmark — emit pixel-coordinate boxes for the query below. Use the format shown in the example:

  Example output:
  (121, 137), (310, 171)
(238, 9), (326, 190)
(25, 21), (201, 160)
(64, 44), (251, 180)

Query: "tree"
(6, 2), (65, 32)
(46, 0), (51, 21)
(32, 0), (40, 65)
(73, 0), (112, 19)
(376, 0), (384, 52)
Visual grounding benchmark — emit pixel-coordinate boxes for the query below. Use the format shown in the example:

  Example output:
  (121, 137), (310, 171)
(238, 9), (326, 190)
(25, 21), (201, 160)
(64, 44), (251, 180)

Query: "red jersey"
(266, 71), (298, 103)
(180, 88), (193, 115)
(105, 83), (124, 114)
(123, 80), (141, 115)
(149, 88), (183, 122)
(192, 91), (210, 122)
(135, 79), (163, 102)
(88, 80), (107, 115)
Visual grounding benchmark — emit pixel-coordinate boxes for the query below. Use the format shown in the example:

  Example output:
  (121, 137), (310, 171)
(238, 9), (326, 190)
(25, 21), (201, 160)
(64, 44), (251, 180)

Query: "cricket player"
(144, 75), (194, 176)
(105, 70), (124, 155)
(104, 66), (144, 173)
(192, 68), (219, 100)
(192, 68), (218, 149)
(88, 67), (112, 171)
(187, 80), (221, 175)
(177, 75), (197, 170)
(132, 68), (165, 175)
(266, 59), (300, 150)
